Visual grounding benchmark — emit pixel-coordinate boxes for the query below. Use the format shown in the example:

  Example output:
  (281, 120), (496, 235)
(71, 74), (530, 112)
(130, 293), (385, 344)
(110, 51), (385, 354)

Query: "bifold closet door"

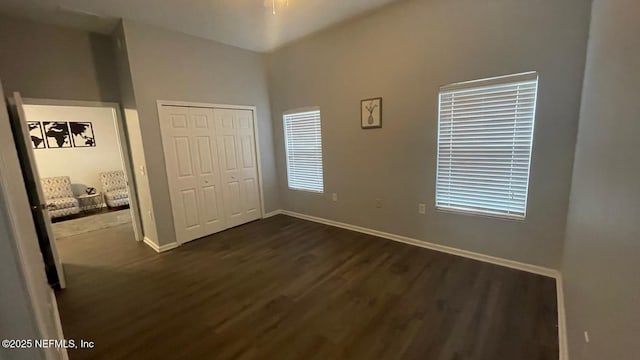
(214, 108), (261, 228)
(159, 106), (226, 244)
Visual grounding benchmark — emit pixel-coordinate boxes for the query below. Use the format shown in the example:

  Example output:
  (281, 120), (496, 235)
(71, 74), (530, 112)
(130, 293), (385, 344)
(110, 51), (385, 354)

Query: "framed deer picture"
(361, 97), (382, 129)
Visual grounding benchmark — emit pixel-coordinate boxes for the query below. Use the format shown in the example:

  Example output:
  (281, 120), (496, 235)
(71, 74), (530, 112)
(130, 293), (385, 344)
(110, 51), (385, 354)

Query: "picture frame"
(69, 122), (96, 147)
(42, 121), (72, 148)
(361, 97), (382, 129)
(27, 121), (46, 149)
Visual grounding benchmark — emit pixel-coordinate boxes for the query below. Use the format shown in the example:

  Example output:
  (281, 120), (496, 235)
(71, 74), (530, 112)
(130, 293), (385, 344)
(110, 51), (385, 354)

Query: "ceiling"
(0, 0), (402, 52)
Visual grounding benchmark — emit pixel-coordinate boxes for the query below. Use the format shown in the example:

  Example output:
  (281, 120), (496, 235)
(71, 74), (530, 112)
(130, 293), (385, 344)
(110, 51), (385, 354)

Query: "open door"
(111, 105), (144, 243)
(7, 92), (66, 289)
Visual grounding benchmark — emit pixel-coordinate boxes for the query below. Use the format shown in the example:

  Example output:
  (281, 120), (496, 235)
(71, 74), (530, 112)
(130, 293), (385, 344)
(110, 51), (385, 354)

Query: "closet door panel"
(243, 178), (260, 216)
(215, 109), (243, 227)
(191, 108), (226, 235)
(222, 135), (238, 170)
(234, 110), (261, 221)
(160, 107), (205, 243)
(215, 108), (261, 227)
(180, 189), (200, 229)
(160, 106), (226, 244)
(202, 184), (222, 224)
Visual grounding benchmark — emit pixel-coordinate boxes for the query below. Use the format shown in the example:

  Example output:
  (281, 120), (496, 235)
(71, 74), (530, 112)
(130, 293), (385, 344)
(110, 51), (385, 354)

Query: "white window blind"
(283, 109), (324, 193)
(436, 72), (538, 219)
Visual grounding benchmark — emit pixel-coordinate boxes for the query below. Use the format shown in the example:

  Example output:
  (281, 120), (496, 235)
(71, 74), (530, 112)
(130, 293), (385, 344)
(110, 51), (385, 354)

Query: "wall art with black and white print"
(27, 121), (46, 149)
(69, 122), (96, 147)
(43, 121), (72, 148)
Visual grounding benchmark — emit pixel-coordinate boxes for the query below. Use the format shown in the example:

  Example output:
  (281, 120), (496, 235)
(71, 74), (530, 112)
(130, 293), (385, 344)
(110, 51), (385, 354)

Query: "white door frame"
(22, 98), (144, 242)
(156, 100), (267, 232)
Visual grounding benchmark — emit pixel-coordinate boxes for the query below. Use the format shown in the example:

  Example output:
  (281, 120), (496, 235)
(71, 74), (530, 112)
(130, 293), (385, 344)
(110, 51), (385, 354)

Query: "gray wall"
(113, 23), (137, 110)
(0, 13), (119, 102)
(266, 0), (592, 269)
(112, 22), (159, 244)
(562, 0), (640, 358)
(121, 20), (279, 246)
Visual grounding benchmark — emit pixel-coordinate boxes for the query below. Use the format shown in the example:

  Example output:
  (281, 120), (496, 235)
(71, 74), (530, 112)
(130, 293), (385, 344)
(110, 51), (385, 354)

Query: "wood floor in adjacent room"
(55, 215), (558, 360)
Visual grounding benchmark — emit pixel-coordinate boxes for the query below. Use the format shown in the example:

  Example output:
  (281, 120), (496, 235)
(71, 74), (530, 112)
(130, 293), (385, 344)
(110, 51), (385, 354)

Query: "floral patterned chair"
(41, 176), (80, 219)
(99, 170), (130, 208)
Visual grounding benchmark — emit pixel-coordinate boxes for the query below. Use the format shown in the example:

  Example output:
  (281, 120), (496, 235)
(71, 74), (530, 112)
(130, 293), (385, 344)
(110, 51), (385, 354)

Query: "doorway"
(9, 95), (144, 289)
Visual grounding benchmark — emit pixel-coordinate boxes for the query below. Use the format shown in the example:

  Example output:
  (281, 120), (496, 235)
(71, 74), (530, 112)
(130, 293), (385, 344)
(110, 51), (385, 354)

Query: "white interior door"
(111, 106), (144, 243)
(159, 106), (226, 244)
(8, 92), (66, 289)
(214, 108), (261, 228)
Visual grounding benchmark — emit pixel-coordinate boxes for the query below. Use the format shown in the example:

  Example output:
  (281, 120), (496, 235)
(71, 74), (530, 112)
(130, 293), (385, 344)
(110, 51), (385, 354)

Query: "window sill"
(287, 187), (324, 194)
(435, 206), (526, 222)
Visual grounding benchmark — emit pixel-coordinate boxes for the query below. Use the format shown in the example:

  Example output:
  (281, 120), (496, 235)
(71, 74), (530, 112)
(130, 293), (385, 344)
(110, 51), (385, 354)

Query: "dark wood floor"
(55, 215), (558, 360)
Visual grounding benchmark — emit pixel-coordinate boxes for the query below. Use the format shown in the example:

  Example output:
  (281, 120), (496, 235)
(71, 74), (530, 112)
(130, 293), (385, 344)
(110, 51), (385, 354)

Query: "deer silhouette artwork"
(365, 100), (378, 125)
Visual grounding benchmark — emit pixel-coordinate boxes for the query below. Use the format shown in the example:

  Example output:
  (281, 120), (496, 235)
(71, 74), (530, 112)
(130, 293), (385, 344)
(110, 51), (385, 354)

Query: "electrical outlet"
(332, 193), (338, 202)
(418, 203), (426, 214)
(375, 198), (382, 208)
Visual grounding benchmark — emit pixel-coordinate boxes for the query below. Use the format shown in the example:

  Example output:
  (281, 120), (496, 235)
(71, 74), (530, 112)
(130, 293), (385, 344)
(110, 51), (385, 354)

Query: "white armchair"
(100, 170), (130, 208)
(41, 176), (80, 219)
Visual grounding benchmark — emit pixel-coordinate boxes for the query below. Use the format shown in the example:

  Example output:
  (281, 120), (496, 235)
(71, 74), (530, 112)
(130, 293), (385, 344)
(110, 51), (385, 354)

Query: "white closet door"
(159, 106), (226, 244)
(214, 108), (261, 228)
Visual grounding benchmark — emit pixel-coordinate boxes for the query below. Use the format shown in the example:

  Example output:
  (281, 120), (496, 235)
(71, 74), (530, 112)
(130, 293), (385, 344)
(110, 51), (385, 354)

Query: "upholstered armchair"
(41, 176), (80, 219)
(100, 170), (130, 208)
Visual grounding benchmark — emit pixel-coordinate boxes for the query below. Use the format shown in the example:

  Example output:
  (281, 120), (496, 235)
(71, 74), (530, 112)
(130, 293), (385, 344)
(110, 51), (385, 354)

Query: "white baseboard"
(275, 209), (566, 359)
(263, 209), (283, 218)
(143, 237), (178, 253)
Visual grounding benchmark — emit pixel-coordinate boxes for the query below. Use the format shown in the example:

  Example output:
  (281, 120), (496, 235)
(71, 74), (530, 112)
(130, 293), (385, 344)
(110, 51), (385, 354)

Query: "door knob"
(32, 203), (55, 210)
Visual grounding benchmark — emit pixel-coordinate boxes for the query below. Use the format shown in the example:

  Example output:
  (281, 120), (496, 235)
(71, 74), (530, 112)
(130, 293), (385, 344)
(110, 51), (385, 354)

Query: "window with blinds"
(436, 72), (538, 219)
(283, 109), (324, 193)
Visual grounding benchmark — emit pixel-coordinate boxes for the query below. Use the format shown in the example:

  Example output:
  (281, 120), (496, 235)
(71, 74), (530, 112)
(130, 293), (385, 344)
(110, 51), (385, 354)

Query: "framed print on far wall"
(69, 122), (96, 147)
(27, 121), (45, 149)
(361, 97), (382, 129)
(43, 121), (72, 148)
